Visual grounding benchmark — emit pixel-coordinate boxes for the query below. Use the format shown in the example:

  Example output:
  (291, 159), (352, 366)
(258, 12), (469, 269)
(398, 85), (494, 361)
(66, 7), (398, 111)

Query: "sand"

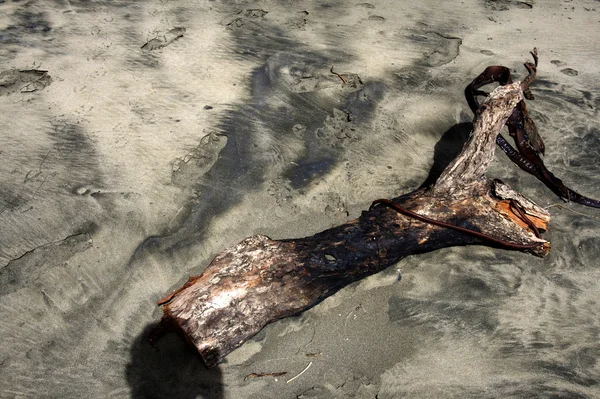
(1, 0), (600, 398)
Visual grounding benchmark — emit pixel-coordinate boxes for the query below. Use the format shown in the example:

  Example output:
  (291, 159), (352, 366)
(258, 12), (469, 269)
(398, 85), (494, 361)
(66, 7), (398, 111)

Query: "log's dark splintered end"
(197, 347), (221, 369)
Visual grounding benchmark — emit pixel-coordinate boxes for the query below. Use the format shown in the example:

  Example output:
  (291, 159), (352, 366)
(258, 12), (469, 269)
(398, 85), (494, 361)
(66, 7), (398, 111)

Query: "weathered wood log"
(157, 79), (551, 368)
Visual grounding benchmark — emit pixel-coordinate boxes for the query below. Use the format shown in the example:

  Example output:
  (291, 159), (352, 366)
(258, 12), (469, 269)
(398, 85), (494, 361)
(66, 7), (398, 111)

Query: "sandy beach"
(1, 1), (600, 398)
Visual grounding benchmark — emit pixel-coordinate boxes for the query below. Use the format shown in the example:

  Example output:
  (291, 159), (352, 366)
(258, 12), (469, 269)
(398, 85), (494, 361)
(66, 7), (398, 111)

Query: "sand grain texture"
(1, 1), (599, 398)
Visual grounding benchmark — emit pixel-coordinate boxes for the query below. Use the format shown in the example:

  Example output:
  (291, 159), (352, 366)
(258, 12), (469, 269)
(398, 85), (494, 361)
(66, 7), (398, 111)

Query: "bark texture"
(158, 77), (550, 368)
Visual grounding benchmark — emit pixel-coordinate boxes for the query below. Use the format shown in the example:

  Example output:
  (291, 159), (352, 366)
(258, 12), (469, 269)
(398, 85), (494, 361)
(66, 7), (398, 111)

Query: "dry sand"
(1, 0), (600, 398)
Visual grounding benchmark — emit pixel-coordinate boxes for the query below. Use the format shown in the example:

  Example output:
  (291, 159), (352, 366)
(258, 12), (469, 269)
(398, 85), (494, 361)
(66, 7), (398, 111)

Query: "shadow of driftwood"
(126, 322), (224, 399)
(419, 122), (473, 189)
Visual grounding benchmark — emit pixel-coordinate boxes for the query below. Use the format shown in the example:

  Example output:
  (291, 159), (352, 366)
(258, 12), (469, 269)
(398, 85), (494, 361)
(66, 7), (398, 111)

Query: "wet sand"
(1, 1), (600, 398)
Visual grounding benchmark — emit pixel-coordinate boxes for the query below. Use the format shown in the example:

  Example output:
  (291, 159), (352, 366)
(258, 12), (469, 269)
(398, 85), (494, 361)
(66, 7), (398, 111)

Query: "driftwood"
(156, 55), (554, 368)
